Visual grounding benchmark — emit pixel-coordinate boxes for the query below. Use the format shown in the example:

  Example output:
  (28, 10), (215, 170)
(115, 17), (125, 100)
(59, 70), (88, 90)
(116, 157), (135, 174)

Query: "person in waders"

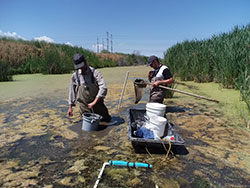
(67, 53), (111, 122)
(147, 55), (174, 103)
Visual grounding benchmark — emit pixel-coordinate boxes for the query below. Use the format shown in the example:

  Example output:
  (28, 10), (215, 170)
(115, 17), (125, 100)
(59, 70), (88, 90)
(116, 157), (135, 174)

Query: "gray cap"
(73, 54), (85, 69)
(147, 55), (158, 66)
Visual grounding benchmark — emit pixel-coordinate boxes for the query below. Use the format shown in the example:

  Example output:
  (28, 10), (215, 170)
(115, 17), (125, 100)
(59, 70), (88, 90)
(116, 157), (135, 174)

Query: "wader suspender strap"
(74, 68), (96, 96)
(73, 71), (80, 105)
(76, 71), (81, 86)
(91, 69), (95, 84)
(153, 66), (161, 77)
(76, 69), (95, 85)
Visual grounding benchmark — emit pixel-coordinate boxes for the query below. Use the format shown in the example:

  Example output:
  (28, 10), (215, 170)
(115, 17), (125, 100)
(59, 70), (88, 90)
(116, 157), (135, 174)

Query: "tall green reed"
(0, 60), (13, 81)
(164, 23), (250, 110)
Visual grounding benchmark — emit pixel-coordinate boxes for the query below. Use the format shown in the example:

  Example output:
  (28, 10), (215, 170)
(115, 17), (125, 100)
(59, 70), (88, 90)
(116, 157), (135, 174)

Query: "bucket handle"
(90, 115), (102, 123)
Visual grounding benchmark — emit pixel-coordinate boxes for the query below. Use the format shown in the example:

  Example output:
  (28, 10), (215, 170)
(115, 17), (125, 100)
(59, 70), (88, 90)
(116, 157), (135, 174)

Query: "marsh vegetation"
(164, 24), (250, 111)
(0, 66), (249, 187)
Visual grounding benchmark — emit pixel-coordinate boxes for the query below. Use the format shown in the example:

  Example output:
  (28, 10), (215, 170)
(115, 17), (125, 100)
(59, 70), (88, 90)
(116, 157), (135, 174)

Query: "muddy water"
(0, 66), (250, 188)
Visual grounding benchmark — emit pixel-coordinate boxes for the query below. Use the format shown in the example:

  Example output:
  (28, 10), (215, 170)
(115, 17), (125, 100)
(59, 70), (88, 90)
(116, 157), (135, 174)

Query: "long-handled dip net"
(134, 79), (148, 104)
(134, 78), (219, 104)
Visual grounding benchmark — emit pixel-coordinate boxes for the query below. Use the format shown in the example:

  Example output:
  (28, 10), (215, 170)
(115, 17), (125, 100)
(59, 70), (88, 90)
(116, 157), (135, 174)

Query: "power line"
(106, 32), (109, 52)
(97, 37), (99, 53)
(111, 34), (113, 53)
(96, 32), (114, 52)
(102, 39), (104, 51)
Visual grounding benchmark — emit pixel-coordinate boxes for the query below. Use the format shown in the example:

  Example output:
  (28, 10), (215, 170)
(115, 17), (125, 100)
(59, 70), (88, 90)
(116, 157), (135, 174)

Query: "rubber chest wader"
(150, 77), (165, 103)
(76, 69), (111, 122)
(150, 65), (169, 103)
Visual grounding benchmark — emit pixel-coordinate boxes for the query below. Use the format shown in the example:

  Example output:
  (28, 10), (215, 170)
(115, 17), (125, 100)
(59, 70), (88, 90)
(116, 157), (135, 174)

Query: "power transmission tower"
(102, 39), (104, 51)
(97, 37), (99, 53)
(106, 32), (109, 52)
(111, 34), (113, 53)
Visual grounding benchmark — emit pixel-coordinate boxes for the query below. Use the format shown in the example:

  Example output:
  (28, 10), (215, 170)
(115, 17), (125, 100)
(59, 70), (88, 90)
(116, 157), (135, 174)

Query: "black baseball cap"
(73, 54), (85, 69)
(147, 55), (158, 66)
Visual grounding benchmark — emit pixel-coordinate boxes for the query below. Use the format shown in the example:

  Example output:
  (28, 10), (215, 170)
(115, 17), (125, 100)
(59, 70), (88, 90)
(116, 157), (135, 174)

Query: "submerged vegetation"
(164, 23), (250, 111)
(0, 66), (250, 187)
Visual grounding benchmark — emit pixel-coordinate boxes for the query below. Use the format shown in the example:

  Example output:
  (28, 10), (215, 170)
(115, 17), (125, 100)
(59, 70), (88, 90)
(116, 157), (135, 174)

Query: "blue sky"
(0, 0), (249, 58)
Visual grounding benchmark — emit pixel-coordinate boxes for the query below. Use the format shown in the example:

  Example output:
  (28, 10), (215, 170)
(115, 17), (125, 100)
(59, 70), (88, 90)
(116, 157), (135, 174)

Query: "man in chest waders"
(67, 53), (111, 122)
(147, 55), (174, 103)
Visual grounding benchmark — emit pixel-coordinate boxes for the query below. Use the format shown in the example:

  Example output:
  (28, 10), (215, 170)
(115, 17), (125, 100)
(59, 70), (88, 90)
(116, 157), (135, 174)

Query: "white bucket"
(145, 115), (167, 138)
(146, 102), (166, 118)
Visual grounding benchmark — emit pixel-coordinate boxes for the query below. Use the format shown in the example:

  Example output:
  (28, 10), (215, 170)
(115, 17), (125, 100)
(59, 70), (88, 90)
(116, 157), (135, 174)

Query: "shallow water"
(0, 66), (250, 187)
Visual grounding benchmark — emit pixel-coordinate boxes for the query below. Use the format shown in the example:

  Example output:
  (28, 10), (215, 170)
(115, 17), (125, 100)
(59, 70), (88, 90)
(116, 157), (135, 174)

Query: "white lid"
(146, 102), (166, 109)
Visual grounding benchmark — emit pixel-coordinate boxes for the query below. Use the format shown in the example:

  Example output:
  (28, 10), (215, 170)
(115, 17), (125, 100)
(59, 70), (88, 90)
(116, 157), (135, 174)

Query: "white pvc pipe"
(118, 71), (129, 109)
(93, 162), (110, 188)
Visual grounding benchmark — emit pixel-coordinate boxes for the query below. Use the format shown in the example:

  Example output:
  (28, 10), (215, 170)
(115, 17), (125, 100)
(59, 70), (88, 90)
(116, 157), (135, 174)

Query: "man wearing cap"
(67, 53), (111, 122)
(147, 55), (174, 103)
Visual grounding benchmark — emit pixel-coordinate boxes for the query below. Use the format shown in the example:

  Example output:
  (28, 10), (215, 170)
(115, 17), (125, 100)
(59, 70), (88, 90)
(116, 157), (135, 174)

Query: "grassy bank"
(171, 81), (249, 128)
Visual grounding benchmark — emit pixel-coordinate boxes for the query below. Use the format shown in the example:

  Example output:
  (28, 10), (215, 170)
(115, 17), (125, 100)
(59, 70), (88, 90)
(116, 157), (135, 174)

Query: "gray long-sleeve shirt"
(68, 66), (107, 106)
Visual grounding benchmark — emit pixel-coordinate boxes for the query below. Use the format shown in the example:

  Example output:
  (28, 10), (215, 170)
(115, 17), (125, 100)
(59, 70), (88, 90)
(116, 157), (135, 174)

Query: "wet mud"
(0, 66), (250, 187)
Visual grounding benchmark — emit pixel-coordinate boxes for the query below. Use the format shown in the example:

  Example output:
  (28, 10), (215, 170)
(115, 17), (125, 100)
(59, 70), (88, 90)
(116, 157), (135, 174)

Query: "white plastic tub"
(145, 115), (167, 138)
(146, 102), (166, 118)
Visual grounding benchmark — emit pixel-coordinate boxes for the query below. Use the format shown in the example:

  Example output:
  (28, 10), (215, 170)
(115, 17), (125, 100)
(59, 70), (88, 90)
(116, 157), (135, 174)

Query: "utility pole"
(106, 32), (109, 52)
(111, 34), (113, 53)
(97, 37), (99, 53)
(102, 39), (104, 51)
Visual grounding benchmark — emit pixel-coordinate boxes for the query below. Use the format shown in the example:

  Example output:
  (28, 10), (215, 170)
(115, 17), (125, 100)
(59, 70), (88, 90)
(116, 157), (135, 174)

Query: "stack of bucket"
(145, 103), (167, 138)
